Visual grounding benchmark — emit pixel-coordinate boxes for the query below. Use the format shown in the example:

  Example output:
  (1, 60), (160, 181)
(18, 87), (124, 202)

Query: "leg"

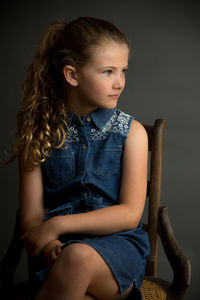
(34, 243), (132, 300)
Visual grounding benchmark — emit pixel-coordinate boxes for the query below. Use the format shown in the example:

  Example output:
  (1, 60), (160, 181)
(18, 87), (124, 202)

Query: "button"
(83, 191), (88, 197)
(86, 116), (91, 122)
(82, 144), (88, 150)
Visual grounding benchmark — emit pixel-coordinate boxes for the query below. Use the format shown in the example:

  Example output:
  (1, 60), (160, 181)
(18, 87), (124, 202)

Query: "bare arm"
(50, 119), (148, 236)
(18, 156), (45, 234)
(19, 157), (62, 256)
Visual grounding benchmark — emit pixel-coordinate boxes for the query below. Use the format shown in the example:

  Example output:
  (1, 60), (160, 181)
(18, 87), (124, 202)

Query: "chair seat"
(141, 278), (166, 300)
(140, 277), (184, 300)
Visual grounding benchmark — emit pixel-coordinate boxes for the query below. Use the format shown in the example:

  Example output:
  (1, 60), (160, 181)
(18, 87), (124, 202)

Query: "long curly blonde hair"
(10, 17), (129, 169)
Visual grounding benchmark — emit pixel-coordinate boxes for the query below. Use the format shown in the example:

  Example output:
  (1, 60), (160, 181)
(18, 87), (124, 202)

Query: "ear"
(63, 65), (78, 87)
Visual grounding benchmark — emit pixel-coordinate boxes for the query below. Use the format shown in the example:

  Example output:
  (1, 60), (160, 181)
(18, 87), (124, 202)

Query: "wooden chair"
(138, 119), (191, 300)
(0, 119), (191, 300)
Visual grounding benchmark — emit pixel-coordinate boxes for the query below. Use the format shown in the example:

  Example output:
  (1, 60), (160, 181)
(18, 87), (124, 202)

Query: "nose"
(112, 74), (125, 90)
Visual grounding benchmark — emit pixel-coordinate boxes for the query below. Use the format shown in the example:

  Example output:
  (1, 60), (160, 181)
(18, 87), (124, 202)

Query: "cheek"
(89, 79), (108, 95)
(80, 83), (104, 100)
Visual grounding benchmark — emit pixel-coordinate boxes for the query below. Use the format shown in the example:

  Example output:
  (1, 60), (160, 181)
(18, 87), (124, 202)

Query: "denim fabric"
(42, 108), (130, 210)
(38, 107), (150, 298)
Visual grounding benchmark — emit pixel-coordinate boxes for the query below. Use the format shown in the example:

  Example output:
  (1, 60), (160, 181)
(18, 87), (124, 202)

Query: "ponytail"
(14, 22), (69, 169)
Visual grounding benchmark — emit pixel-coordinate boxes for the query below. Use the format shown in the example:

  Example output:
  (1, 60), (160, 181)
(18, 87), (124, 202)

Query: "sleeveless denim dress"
(37, 107), (150, 299)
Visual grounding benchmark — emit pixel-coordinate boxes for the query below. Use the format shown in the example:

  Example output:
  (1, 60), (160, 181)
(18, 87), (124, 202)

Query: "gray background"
(0, 1), (199, 299)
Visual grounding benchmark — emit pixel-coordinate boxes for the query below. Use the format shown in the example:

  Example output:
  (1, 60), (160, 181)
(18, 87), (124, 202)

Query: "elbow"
(125, 205), (142, 230)
(123, 210), (141, 230)
(127, 218), (140, 230)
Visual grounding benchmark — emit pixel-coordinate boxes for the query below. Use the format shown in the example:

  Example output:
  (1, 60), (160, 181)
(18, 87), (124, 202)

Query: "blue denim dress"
(37, 107), (150, 298)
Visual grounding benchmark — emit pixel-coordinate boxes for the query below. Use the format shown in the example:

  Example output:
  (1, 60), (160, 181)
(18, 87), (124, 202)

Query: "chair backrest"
(142, 119), (166, 277)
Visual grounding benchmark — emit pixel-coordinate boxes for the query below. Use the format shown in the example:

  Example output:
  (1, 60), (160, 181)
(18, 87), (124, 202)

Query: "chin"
(107, 102), (118, 109)
(103, 100), (118, 109)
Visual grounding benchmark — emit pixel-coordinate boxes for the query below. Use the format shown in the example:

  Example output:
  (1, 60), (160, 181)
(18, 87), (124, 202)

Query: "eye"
(121, 68), (128, 75)
(103, 70), (112, 75)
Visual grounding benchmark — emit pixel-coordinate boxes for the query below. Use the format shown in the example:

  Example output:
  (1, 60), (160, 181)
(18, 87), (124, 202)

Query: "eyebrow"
(101, 65), (128, 70)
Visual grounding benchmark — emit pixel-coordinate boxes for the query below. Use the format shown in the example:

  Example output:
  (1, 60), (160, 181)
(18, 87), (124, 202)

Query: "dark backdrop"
(0, 1), (199, 299)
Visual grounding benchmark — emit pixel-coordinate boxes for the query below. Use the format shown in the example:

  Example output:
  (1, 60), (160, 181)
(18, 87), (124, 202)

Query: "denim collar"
(69, 107), (116, 131)
(89, 108), (116, 130)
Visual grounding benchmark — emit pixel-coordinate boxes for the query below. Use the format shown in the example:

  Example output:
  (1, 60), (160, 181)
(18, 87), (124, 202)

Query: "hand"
(41, 239), (63, 268)
(20, 218), (59, 257)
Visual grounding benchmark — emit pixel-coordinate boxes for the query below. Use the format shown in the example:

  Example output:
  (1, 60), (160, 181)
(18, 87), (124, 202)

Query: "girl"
(14, 17), (150, 300)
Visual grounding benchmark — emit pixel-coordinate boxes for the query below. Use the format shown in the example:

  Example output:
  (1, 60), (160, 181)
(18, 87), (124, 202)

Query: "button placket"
(78, 126), (89, 191)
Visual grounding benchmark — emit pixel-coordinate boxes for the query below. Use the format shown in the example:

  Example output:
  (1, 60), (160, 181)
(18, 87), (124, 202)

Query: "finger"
(56, 245), (62, 256)
(50, 249), (58, 261)
(33, 242), (45, 257)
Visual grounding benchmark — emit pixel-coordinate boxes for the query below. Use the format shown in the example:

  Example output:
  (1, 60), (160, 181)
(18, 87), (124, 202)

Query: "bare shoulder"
(125, 119), (148, 149)
(119, 119), (148, 212)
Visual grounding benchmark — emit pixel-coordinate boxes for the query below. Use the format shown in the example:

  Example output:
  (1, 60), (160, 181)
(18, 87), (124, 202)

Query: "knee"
(51, 243), (95, 280)
(61, 243), (95, 269)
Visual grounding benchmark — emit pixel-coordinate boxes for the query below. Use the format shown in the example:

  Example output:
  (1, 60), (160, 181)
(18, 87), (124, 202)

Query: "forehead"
(88, 42), (129, 67)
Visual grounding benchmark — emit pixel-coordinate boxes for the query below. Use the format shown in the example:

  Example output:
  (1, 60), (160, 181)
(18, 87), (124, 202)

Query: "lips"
(109, 94), (119, 98)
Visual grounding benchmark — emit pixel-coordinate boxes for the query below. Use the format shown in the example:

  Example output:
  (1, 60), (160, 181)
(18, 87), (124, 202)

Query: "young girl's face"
(71, 42), (129, 116)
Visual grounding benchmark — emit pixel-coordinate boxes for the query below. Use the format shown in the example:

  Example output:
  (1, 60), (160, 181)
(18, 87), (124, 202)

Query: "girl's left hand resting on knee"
(41, 239), (63, 268)
(20, 218), (60, 257)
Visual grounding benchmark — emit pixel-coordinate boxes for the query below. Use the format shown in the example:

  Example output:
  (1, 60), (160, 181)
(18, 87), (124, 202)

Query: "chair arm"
(0, 210), (24, 289)
(158, 206), (191, 296)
